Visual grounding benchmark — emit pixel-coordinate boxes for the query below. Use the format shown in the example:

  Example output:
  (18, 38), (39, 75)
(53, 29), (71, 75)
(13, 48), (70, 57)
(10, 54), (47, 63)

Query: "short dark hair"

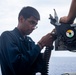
(18, 6), (40, 20)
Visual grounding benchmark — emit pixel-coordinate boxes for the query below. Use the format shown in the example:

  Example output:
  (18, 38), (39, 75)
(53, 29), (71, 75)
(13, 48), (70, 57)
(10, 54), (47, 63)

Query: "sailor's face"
(21, 16), (38, 35)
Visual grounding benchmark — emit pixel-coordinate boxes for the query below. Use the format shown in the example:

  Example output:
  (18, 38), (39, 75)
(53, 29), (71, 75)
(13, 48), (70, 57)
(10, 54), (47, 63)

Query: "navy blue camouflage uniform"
(0, 28), (46, 75)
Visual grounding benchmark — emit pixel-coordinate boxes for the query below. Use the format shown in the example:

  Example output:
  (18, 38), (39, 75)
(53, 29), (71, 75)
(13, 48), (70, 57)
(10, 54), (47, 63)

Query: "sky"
(0, 0), (76, 57)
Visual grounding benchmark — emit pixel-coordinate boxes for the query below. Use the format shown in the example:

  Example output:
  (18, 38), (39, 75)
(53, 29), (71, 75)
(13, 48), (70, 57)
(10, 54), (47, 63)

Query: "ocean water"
(49, 57), (76, 75)
(0, 57), (76, 75)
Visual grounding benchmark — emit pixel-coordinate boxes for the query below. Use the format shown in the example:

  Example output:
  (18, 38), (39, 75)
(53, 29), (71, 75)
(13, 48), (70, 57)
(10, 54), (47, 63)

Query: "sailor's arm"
(60, 0), (76, 24)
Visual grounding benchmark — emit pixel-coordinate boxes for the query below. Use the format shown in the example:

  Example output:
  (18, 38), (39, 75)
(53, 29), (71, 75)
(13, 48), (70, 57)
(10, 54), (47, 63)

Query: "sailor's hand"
(60, 16), (73, 24)
(38, 29), (56, 49)
(60, 16), (68, 23)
